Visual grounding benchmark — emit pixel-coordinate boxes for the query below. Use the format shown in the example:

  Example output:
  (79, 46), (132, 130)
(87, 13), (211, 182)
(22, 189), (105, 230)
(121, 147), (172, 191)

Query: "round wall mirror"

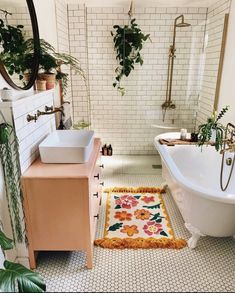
(0, 0), (39, 90)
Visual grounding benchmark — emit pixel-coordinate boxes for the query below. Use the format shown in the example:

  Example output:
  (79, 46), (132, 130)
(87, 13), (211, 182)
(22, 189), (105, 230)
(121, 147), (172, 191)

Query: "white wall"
(197, 0), (231, 126)
(66, 0), (220, 7)
(219, 0), (235, 124)
(68, 5), (207, 154)
(33, 0), (58, 49)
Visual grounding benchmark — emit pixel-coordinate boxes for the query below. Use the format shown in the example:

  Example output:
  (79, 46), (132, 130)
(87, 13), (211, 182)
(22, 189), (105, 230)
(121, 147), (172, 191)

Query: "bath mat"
(95, 187), (187, 249)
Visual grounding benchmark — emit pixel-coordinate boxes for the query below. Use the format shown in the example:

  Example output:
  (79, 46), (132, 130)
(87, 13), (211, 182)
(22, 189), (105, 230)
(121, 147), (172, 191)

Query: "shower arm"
(172, 15), (185, 53)
(167, 15), (185, 104)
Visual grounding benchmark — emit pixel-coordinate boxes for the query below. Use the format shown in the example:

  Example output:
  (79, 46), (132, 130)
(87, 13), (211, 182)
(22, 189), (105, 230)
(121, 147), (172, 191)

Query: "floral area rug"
(95, 187), (187, 249)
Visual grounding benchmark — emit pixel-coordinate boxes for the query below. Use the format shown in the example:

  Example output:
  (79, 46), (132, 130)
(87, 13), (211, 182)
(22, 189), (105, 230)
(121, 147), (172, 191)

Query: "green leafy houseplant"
(0, 19), (32, 81)
(0, 123), (11, 144)
(0, 230), (46, 292)
(0, 118), (25, 243)
(34, 39), (85, 96)
(198, 106), (229, 151)
(0, 18), (84, 95)
(111, 18), (150, 95)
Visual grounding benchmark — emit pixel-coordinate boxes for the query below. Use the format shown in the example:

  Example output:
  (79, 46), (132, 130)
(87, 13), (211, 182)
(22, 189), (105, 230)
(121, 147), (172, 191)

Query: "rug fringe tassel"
(104, 187), (166, 194)
(95, 237), (187, 249)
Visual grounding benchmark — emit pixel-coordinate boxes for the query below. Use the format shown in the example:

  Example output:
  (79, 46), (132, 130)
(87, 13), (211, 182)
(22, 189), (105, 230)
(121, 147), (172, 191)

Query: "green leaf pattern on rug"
(134, 195), (141, 200)
(160, 231), (168, 237)
(108, 223), (123, 231)
(150, 213), (165, 223)
(143, 204), (161, 209)
(115, 205), (122, 209)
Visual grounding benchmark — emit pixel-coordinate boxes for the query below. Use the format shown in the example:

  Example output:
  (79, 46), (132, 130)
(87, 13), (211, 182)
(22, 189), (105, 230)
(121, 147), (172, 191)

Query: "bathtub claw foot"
(185, 223), (205, 249)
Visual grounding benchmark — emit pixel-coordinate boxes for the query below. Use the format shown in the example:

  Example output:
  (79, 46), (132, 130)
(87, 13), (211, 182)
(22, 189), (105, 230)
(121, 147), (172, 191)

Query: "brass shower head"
(176, 22), (191, 28)
(174, 15), (191, 28)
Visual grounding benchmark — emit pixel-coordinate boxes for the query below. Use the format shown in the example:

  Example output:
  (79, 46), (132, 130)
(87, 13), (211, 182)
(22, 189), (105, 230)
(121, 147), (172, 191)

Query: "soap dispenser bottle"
(107, 144), (113, 156)
(102, 144), (108, 156)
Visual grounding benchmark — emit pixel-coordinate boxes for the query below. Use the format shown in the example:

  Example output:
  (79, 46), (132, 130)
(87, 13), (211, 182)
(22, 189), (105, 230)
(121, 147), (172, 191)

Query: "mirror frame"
(0, 0), (40, 90)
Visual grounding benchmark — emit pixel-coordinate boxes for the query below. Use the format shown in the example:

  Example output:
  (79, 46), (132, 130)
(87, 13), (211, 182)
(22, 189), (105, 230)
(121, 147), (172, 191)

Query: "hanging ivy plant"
(111, 18), (150, 95)
(0, 112), (25, 243)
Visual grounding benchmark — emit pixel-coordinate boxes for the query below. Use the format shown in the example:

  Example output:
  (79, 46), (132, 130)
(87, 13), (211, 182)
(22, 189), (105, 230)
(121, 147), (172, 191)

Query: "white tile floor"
(36, 155), (235, 292)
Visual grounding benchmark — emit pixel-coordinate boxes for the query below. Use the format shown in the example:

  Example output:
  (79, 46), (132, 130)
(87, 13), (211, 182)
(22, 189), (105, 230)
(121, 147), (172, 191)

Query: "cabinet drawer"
(90, 186), (102, 218)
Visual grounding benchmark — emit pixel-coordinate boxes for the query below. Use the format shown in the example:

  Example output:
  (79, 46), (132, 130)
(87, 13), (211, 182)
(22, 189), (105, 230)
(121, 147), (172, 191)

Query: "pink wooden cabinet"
(22, 138), (102, 269)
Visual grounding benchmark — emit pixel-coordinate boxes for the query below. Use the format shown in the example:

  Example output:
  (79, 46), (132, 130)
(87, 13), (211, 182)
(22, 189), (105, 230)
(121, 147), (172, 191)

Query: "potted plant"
(111, 18), (150, 95)
(0, 18), (84, 94)
(198, 106), (229, 151)
(0, 229), (46, 292)
(0, 19), (32, 83)
(24, 38), (84, 94)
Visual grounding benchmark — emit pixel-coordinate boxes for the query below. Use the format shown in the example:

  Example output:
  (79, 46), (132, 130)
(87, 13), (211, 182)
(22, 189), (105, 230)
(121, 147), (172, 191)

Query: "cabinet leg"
(28, 248), (37, 269)
(86, 250), (93, 269)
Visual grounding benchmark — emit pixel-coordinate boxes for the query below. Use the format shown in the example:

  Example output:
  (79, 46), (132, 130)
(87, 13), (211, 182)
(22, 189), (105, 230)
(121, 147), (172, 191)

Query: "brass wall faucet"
(220, 123), (235, 154)
(37, 106), (65, 117)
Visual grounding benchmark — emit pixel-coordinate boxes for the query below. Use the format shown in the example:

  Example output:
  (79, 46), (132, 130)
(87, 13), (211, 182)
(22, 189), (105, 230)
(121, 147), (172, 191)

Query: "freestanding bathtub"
(154, 132), (235, 248)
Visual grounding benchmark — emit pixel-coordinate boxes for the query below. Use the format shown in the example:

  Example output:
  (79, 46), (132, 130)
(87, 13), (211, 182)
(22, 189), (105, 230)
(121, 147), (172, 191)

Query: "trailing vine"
(0, 113), (25, 243)
(198, 106), (229, 151)
(111, 18), (150, 95)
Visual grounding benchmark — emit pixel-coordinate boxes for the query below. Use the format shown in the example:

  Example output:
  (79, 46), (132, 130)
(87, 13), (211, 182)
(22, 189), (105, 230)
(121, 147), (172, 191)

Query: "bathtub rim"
(154, 132), (235, 205)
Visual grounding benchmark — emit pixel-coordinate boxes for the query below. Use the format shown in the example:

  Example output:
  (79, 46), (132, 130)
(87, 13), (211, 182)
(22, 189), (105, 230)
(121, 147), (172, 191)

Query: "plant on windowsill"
(197, 106), (229, 151)
(111, 18), (150, 96)
(0, 229), (46, 292)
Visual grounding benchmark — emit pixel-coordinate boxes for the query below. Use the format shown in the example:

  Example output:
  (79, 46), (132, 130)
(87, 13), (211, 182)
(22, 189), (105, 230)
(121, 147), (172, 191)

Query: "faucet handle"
(27, 114), (38, 123)
(45, 105), (54, 112)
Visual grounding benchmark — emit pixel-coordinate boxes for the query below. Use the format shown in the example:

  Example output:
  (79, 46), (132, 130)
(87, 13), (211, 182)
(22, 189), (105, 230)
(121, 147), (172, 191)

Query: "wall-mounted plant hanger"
(111, 0), (151, 95)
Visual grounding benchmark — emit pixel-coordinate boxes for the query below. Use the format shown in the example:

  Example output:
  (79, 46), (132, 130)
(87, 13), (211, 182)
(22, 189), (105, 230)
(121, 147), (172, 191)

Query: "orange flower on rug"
(95, 187), (187, 249)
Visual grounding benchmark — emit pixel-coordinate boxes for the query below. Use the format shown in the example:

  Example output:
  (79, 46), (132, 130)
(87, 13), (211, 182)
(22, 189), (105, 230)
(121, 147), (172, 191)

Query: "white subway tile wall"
(68, 5), (207, 154)
(55, 0), (73, 113)
(1, 91), (56, 173)
(68, 4), (90, 124)
(197, 0), (231, 126)
(0, 6), (32, 38)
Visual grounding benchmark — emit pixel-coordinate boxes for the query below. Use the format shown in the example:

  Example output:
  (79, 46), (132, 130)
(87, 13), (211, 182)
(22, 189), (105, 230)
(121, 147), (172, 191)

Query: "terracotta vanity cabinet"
(22, 138), (102, 269)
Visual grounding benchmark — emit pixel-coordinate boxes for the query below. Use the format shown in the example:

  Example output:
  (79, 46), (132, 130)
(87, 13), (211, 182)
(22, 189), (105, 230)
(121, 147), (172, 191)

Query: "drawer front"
(89, 151), (104, 232)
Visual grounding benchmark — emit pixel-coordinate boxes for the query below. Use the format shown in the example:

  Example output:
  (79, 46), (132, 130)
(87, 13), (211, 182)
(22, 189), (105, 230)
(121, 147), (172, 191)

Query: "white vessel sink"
(39, 130), (95, 164)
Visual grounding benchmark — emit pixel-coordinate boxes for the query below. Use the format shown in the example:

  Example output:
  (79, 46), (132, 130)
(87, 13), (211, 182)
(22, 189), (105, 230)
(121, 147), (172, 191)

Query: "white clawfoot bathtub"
(154, 132), (235, 248)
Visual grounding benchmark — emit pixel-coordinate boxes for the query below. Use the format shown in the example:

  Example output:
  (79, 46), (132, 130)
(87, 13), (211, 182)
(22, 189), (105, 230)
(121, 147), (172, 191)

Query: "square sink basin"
(39, 130), (95, 164)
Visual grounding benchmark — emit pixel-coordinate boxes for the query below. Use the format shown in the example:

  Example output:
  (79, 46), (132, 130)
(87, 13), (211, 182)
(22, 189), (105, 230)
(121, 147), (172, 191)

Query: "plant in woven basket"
(198, 106), (229, 151)
(0, 229), (46, 292)
(111, 18), (150, 95)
